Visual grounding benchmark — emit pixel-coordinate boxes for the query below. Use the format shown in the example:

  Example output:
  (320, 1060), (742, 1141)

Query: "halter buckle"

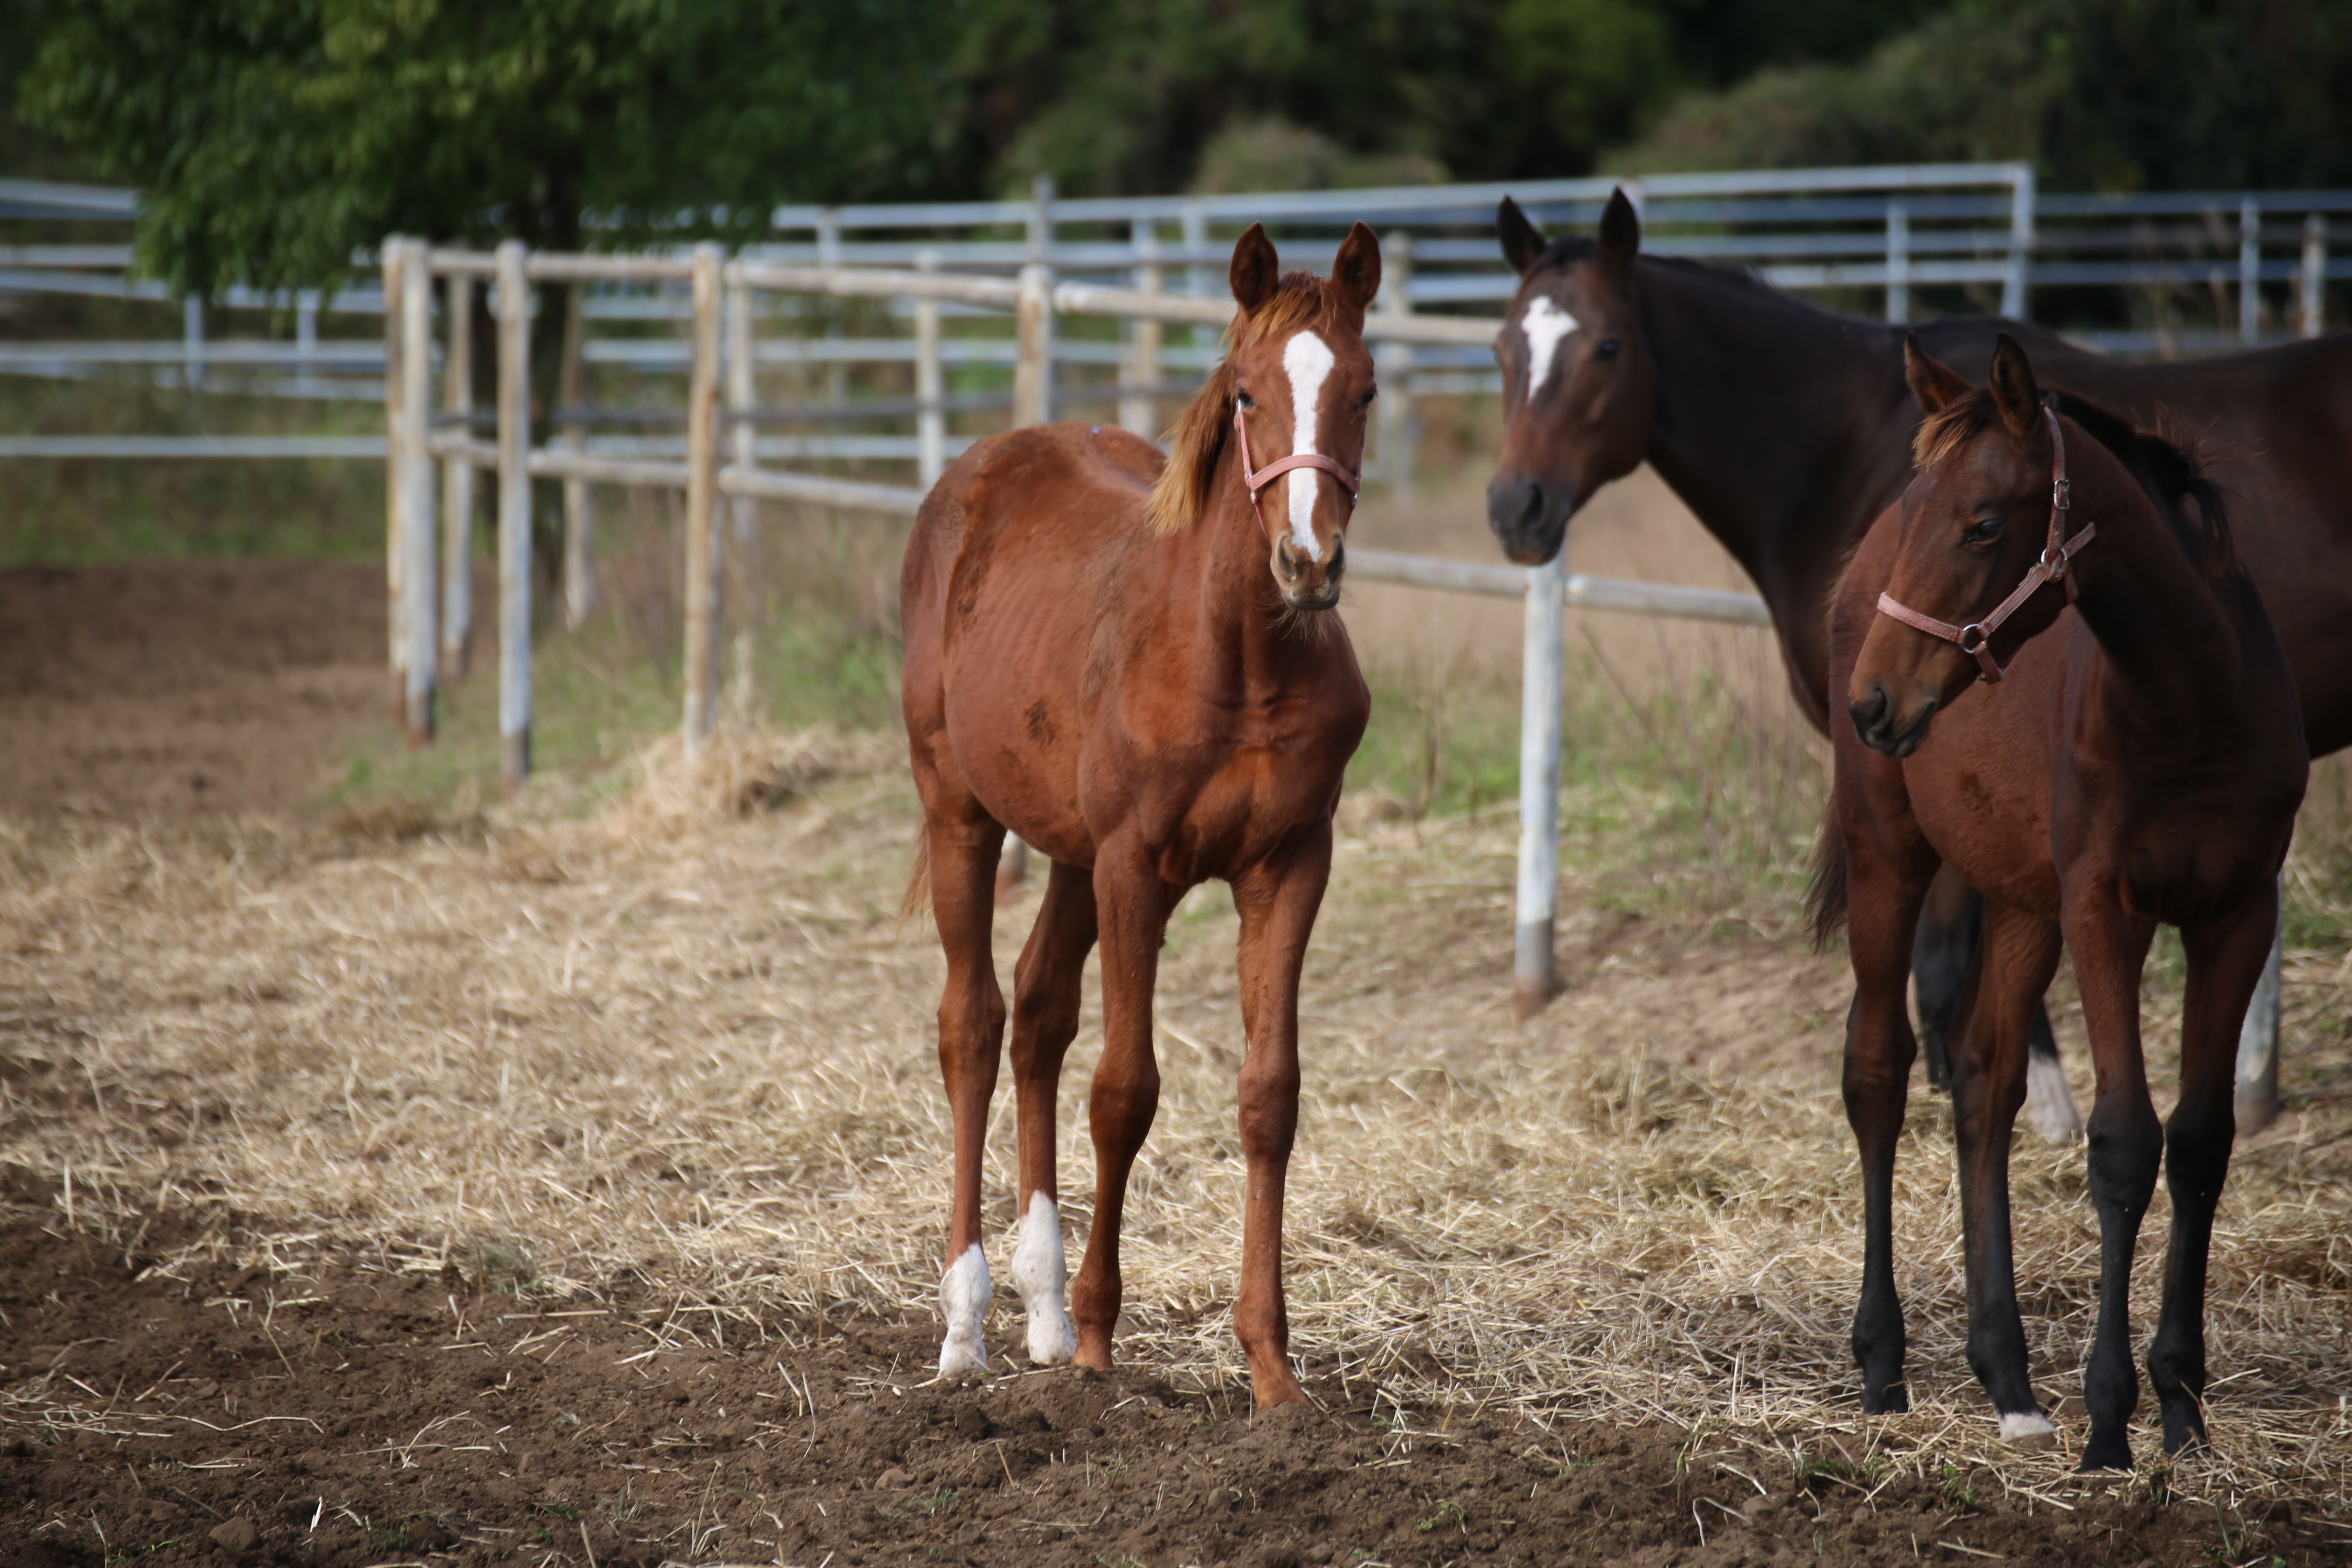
(2051, 476), (2071, 511)
(1956, 623), (1990, 655)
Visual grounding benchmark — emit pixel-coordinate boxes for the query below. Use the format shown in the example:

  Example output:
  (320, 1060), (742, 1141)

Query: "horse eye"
(1359, 389), (1378, 410)
(1236, 389), (1256, 410)
(1593, 339), (1622, 362)
(1964, 514), (2005, 544)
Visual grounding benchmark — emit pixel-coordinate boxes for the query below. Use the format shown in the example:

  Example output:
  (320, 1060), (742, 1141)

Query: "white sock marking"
(1281, 330), (1335, 563)
(938, 1243), (991, 1374)
(1520, 295), (1580, 402)
(1010, 1192), (1078, 1366)
(2024, 1051), (2084, 1143)
(1998, 1410), (2058, 1443)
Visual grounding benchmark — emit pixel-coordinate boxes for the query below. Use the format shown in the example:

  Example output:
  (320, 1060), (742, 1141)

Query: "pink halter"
(1233, 406), (1360, 504)
(1875, 406), (2098, 683)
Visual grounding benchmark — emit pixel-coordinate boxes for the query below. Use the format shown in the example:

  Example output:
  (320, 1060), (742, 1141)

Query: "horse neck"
(1638, 262), (1916, 681)
(1180, 455), (1319, 686)
(2060, 441), (2244, 731)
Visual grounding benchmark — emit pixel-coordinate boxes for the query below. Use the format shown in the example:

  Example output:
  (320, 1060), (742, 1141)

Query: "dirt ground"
(2, 497), (2349, 1566)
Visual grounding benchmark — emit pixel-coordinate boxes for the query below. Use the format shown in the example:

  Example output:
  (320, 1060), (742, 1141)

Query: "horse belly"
(1906, 751), (2062, 919)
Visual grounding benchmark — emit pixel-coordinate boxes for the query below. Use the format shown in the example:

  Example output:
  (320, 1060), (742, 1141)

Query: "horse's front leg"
(1227, 821), (1335, 1410)
(2150, 888), (2275, 1456)
(2060, 893), (2162, 1471)
(1949, 902), (2063, 1443)
(1068, 841), (1172, 1373)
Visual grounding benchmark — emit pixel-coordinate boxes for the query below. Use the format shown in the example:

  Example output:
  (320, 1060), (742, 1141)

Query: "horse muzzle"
(1274, 534), (1345, 610)
(1848, 678), (1938, 759)
(1486, 471), (1572, 566)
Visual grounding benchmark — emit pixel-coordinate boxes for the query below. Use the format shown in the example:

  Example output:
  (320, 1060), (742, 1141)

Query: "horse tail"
(1806, 815), (1850, 950)
(899, 831), (933, 931)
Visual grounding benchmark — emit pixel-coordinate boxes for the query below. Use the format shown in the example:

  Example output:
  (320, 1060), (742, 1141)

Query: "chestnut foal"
(1815, 335), (2305, 1468)
(900, 223), (1379, 1407)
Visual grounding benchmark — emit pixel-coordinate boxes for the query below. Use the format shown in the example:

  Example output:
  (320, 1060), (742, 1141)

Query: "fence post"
(2241, 198), (2263, 344)
(1118, 225), (1163, 438)
(494, 240), (533, 793)
(1375, 233), (1417, 494)
(441, 272), (474, 676)
(1013, 263), (1054, 428)
(682, 242), (724, 759)
(2236, 888), (2285, 1132)
(1515, 552), (1567, 1020)
(382, 238), (407, 716)
(1885, 203), (1910, 324)
(560, 285), (596, 629)
(2301, 213), (2328, 339)
(2002, 165), (2034, 321)
(296, 289), (321, 398)
(400, 247), (438, 746)
(725, 269), (757, 541)
(915, 248), (947, 486)
(182, 294), (205, 395)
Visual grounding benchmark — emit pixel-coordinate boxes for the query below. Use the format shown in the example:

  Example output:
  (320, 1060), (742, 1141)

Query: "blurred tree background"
(6, 0), (2351, 292)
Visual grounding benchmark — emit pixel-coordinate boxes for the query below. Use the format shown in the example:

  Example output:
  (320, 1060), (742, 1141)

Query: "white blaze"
(1010, 1191), (1077, 1365)
(1281, 330), (1336, 563)
(938, 1243), (991, 1374)
(1520, 295), (1580, 402)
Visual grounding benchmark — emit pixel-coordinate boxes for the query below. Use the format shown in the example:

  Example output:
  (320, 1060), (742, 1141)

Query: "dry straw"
(0, 728), (2347, 1516)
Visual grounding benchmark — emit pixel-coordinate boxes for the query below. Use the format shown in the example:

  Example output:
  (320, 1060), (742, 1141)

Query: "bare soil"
(4, 1194), (2334, 1568)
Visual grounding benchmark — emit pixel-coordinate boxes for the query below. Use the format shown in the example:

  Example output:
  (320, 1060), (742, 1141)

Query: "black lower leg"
(2148, 1113), (2230, 1455)
(2081, 1101), (2163, 1470)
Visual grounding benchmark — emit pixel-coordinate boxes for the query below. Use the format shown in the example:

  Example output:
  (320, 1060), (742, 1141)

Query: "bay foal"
(900, 223), (1378, 1407)
(1816, 335), (2305, 1468)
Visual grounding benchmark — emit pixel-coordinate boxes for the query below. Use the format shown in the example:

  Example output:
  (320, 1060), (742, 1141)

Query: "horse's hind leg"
(1949, 903), (2063, 1445)
(1007, 858), (1098, 1367)
(2149, 890), (2276, 1456)
(921, 800), (1010, 1375)
(1918, 871), (2080, 1141)
(2060, 894), (2162, 1470)
(1842, 840), (1933, 1413)
(1227, 823), (1335, 1410)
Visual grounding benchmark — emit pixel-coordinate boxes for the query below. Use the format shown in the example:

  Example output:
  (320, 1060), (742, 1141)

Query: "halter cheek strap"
(1233, 407), (1361, 503)
(1875, 406), (2099, 683)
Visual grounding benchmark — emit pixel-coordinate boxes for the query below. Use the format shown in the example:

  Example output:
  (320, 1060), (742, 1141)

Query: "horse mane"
(1912, 386), (2241, 582)
(1145, 272), (1359, 535)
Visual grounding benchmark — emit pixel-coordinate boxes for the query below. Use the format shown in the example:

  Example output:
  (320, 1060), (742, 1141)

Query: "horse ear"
(1597, 187), (1641, 273)
(1988, 332), (2041, 438)
(1498, 197), (1548, 274)
(1330, 221), (1382, 316)
(1229, 223), (1280, 314)
(1903, 334), (1971, 415)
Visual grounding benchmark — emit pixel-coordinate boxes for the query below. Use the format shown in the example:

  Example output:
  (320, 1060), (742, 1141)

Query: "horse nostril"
(1515, 483), (1545, 532)
(1327, 535), (1345, 578)
(1275, 538), (1298, 577)
(1851, 682), (1890, 736)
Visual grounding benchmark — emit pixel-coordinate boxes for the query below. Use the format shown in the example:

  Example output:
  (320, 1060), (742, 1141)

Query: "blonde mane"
(1144, 274), (1355, 535)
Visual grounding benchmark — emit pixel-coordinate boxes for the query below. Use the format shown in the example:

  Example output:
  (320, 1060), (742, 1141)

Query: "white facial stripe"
(1521, 295), (1580, 401)
(1010, 1191), (1076, 1366)
(1281, 331), (1336, 563)
(938, 1243), (990, 1374)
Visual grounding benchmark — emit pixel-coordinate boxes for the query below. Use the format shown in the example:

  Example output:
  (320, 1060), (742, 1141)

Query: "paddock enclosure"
(4, 167), (2352, 1567)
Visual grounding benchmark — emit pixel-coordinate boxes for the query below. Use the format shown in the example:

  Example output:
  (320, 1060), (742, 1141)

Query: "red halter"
(1233, 406), (1361, 503)
(1875, 406), (2098, 683)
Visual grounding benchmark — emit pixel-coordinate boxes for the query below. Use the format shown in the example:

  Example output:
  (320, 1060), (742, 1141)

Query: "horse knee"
(2086, 1103), (2163, 1213)
(1237, 1056), (1300, 1161)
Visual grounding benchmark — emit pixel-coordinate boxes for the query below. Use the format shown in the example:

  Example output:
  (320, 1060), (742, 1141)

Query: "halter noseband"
(1875, 406), (2098, 683)
(1233, 406), (1361, 505)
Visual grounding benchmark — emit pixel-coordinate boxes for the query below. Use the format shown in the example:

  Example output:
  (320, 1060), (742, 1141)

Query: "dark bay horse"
(1817, 336), (2305, 1468)
(900, 223), (1380, 1407)
(1487, 190), (2352, 1133)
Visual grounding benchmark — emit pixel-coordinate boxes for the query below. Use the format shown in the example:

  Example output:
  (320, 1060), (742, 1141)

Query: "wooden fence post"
(682, 242), (724, 758)
(1514, 552), (1567, 1019)
(1013, 263), (1053, 428)
(495, 240), (533, 792)
(2002, 166), (2034, 321)
(383, 237), (407, 717)
(2241, 198), (2263, 344)
(560, 286), (596, 630)
(2301, 213), (2327, 339)
(726, 270), (757, 542)
(1375, 233), (1416, 494)
(1885, 203), (1910, 324)
(915, 249), (947, 487)
(400, 244), (439, 746)
(1118, 225), (1162, 438)
(441, 271), (474, 675)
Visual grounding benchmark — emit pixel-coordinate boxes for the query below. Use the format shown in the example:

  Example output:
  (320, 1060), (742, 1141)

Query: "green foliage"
(1617, 0), (2352, 191)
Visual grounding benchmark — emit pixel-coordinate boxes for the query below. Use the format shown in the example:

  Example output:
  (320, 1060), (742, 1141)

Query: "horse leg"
(1006, 859), (1098, 1367)
(1843, 846), (1931, 1414)
(2233, 888), (2285, 1133)
(1911, 867), (1978, 1090)
(1949, 904), (2063, 1444)
(1068, 844), (1172, 1373)
(2022, 994), (2084, 1144)
(2059, 895), (2162, 1471)
(1227, 824), (1334, 1410)
(2150, 890), (2275, 1456)
(924, 808), (1009, 1375)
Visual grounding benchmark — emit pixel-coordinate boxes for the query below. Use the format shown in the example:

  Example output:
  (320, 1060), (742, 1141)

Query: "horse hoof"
(1025, 1308), (1077, 1367)
(1998, 1411), (2059, 1448)
(938, 1334), (988, 1376)
(1862, 1385), (1910, 1415)
(2076, 1436), (2134, 1472)
(2024, 1054), (2085, 1143)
